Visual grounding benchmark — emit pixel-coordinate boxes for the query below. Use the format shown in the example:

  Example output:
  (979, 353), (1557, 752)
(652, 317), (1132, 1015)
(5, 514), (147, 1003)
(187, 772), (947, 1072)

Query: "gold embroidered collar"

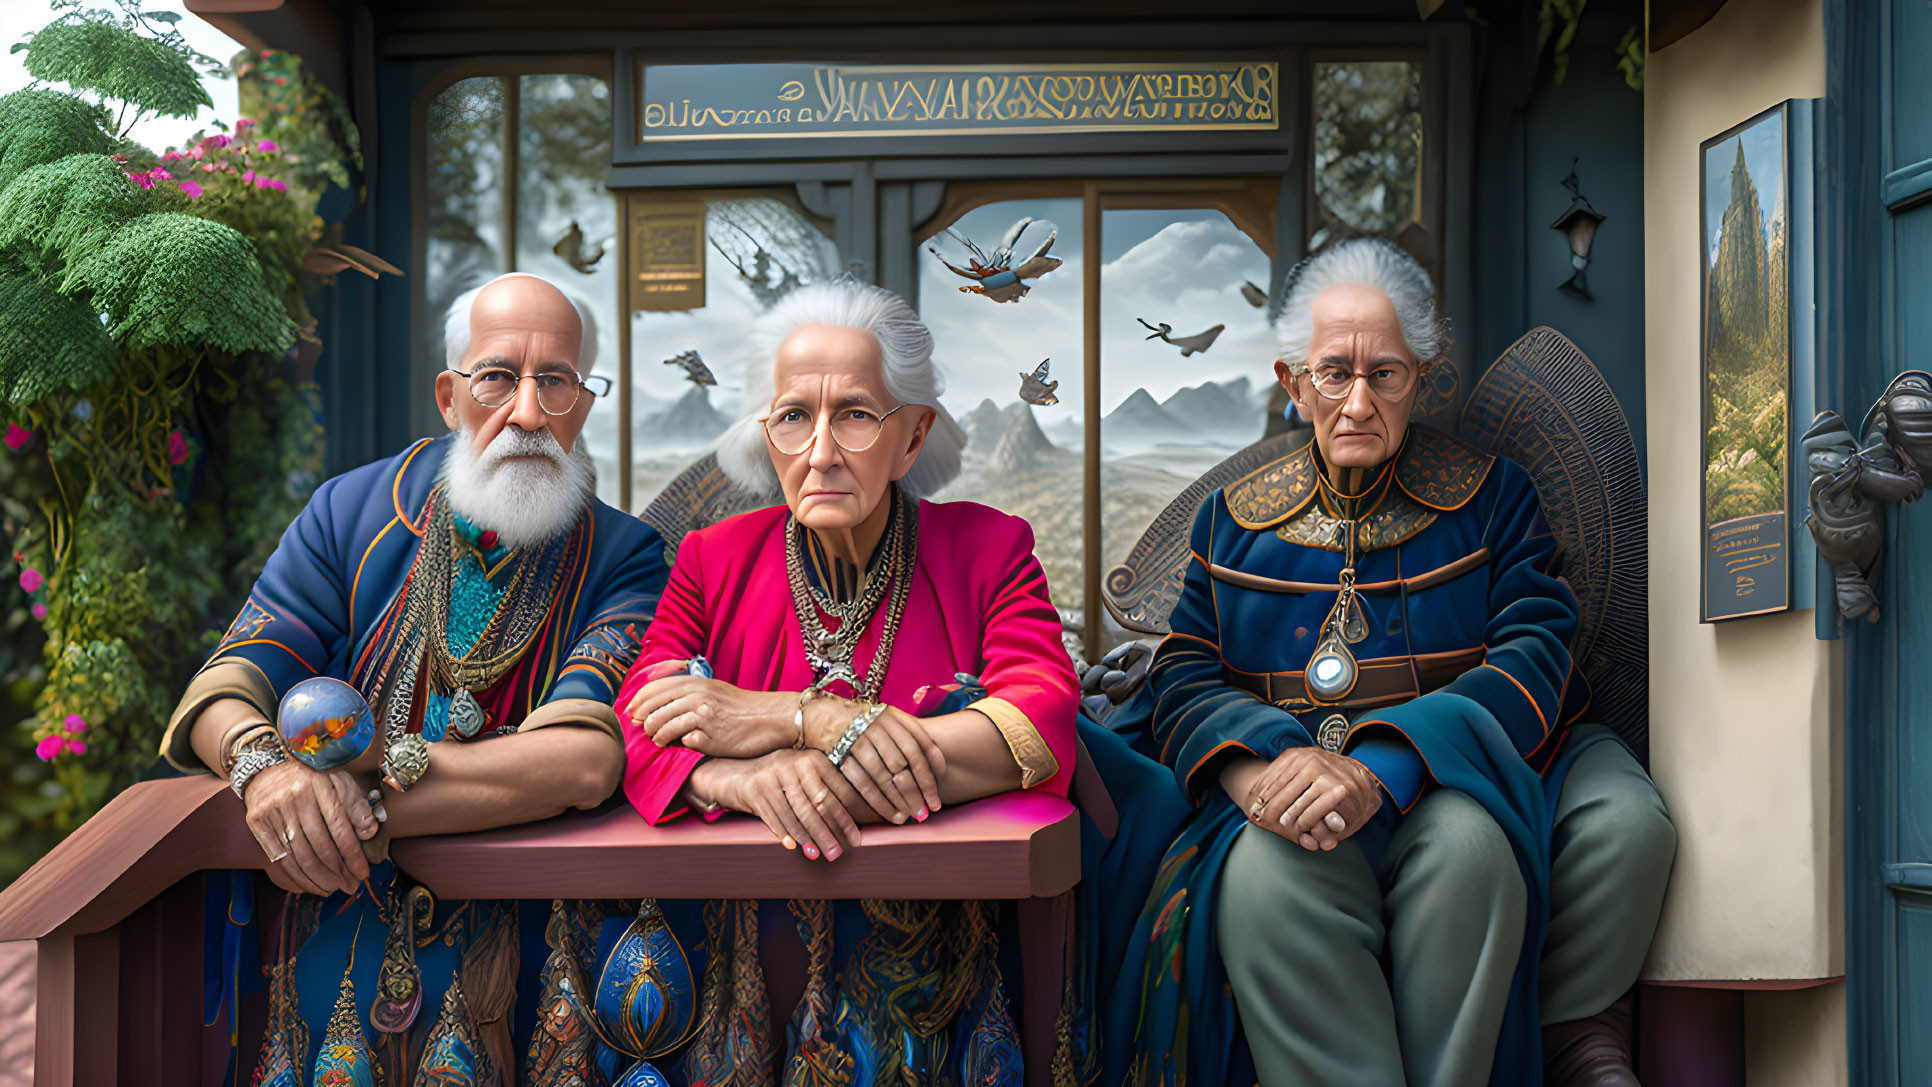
(1223, 425), (1496, 551)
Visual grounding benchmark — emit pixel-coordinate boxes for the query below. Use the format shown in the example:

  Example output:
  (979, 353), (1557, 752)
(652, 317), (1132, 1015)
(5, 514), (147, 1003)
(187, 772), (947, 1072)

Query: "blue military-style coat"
(1110, 424), (1617, 1087)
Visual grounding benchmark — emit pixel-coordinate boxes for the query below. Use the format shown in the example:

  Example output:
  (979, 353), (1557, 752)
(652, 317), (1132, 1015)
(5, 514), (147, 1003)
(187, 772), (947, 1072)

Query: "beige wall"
(1642, 0), (1840, 983)
(1642, 1), (1846, 1080)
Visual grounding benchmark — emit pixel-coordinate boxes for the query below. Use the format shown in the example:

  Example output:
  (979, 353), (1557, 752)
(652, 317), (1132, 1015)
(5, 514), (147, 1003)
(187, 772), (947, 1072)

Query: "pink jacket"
(618, 499), (1078, 823)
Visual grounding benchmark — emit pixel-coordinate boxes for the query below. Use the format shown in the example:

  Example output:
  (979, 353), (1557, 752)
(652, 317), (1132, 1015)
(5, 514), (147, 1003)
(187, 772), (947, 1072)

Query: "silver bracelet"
(827, 702), (888, 767)
(229, 735), (288, 800)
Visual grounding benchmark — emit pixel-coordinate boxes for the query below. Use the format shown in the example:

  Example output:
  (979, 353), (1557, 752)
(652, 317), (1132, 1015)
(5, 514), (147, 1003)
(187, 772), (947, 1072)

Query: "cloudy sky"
(920, 201), (1275, 419)
(2, 2), (244, 151)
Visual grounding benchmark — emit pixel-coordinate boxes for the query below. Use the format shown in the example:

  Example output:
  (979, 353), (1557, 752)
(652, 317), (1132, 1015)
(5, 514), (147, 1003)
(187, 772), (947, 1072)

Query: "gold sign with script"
(637, 62), (1279, 141)
(628, 200), (706, 312)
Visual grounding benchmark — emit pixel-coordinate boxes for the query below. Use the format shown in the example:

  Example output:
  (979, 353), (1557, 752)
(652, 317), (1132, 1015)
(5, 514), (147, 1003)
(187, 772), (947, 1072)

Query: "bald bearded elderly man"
(162, 273), (666, 1085)
(1119, 239), (1675, 1087)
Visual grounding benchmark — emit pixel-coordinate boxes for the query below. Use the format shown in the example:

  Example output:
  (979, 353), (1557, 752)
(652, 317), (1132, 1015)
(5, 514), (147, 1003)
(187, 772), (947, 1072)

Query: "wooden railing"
(0, 776), (1081, 1087)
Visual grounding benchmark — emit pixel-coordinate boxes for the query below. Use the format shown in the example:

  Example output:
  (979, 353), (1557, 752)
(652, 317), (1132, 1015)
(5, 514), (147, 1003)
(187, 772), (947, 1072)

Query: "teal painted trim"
(1881, 155), (1932, 210)
(1883, 862), (1932, 891)
(1789, 98), (1819, 617)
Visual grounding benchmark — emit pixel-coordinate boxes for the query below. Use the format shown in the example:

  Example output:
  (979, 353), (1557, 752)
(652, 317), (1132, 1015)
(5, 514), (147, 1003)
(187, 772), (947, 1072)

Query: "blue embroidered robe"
(1110, 425), (1615, 1087)
(160, 433), (667, 1082)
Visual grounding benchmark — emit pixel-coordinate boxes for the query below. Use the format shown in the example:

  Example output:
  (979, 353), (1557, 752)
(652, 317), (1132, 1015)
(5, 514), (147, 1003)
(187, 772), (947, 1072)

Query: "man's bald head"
(442, 272), (599, 375)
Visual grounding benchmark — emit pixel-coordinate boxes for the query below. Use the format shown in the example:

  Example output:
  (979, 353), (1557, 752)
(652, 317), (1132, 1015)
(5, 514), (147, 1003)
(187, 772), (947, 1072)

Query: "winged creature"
(1240, 280), (1268, 308)
(927, 217), (1061, 303)
(1018, 359), (1060, 406)
(552, 221), (609, 275)
(1137, 318), (1225, 357)
(664, 350), (716, 387)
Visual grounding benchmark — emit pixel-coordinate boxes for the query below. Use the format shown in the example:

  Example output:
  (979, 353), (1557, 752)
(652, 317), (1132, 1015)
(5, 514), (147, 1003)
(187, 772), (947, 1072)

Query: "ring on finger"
(282, 824), (297, 844)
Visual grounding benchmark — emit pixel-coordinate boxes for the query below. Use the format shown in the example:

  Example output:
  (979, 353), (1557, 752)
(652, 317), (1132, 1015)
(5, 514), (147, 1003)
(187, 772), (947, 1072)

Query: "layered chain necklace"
(371, 489), (571, 741)
(1303, 461), (1388, 704)
(784, 486), (918, 702)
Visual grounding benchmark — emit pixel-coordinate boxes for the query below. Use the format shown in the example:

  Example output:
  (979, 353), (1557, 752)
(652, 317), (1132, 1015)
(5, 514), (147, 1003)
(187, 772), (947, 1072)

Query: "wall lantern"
(1551, 160), (1607, 301)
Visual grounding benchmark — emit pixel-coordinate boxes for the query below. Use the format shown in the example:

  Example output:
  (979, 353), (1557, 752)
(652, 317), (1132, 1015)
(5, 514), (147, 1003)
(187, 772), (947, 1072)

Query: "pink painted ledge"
(0, 775), (1081, 942)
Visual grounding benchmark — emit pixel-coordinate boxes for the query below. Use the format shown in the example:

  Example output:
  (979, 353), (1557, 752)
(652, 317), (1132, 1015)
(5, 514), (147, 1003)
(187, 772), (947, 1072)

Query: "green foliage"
(0, 90), (113, 190)
(0, 255), (118, 401)
(1705, 374), (1789, 524)
(23, 20), (210, 123)
(1615, 25), (1644, 91)
(235, 50), (361, 196)
(0, 153), (144, 261)
(62, 213), (297, 355)
(0, 5), (365, 888)
(1534, 0), (1589, 84)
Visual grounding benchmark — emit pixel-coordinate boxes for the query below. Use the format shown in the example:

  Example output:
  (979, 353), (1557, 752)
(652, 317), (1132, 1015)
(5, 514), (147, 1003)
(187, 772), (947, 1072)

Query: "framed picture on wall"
(1699, 101), (1794, 622)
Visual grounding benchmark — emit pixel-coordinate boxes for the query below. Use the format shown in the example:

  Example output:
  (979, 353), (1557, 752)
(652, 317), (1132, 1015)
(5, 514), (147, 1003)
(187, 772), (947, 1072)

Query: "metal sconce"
(1551, 161), (1607, 301)
(1805, 371), (1932, 624)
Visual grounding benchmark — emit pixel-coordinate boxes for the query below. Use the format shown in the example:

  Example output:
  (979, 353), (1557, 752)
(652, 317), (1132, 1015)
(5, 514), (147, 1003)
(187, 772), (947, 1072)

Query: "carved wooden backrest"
(637, 452), (775, 560)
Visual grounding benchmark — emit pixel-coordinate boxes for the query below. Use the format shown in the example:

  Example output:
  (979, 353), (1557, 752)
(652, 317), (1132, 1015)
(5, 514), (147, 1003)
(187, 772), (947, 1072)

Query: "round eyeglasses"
(764, 403), (907, 456)
(454, 365), (612, 415)
(1289, 358), (1423, 403)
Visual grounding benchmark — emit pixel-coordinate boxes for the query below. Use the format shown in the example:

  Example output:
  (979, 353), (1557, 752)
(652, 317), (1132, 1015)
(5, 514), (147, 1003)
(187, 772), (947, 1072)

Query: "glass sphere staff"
(616, 281), (1076, 860)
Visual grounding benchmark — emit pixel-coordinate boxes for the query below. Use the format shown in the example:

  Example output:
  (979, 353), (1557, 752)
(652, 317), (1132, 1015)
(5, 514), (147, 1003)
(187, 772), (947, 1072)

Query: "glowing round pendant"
(1305, 639), (1358, 701)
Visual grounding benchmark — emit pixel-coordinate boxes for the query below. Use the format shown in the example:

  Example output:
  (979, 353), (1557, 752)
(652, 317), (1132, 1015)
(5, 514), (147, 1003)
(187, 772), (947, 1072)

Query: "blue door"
(1840, 1), (1932, 1082)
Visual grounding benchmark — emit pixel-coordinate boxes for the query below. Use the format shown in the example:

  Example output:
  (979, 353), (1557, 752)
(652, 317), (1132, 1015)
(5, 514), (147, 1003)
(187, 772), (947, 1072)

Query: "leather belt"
(1224, 645), (1486, 712)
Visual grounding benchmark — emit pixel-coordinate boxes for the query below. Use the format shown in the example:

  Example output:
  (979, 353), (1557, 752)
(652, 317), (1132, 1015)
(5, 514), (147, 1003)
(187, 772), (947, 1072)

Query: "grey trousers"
(1214, 727), (1676, 1086)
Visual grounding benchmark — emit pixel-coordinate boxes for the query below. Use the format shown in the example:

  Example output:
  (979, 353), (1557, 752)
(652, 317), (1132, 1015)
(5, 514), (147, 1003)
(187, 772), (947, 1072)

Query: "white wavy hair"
(443, 272), (600, 373)
(715, 280), (966, 498)
(1274, 238), (1448, 369)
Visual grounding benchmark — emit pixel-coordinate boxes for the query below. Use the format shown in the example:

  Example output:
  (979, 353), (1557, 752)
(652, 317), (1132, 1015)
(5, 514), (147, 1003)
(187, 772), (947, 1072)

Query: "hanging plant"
(0, 1), (395, 878)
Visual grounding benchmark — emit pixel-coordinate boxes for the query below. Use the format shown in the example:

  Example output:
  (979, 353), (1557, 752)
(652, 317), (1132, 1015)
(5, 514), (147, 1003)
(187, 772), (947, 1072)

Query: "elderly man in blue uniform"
(159, 272), (666, 1085)
(1123, 239), (1674, 1087)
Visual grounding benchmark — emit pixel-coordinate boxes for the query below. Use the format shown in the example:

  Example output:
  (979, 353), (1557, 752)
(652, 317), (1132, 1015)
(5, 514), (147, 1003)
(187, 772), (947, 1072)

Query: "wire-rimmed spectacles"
(1286, 358), (1424, 403)
(764, 403), (908, 456)
(452, 365), (612, 415)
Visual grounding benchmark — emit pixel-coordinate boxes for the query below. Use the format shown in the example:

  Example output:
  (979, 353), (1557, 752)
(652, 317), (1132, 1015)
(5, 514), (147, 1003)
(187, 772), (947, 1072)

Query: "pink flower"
(237, 117), (255, 129)
(30, 603), (45, 620)
(128, 172), (154, 190)
(189, 145), (204, 160)
(161, 151), (181, 161)
(19, 568), (42, 593)
(34, 735), (62, 761)
(209, 134), (230, 149)
(202, 163), (216, 173)
(265, 178), (286, 193)
(167, 431), (188, 465)
(178, 180), (203, 199)
(62, 714), (85, 734)
(257, 139), (277, 152)
(65, 737), (86, 756)
(241, 169), (255, 184)
(150, 167), (170, 180)
(5, 423), (30, 450)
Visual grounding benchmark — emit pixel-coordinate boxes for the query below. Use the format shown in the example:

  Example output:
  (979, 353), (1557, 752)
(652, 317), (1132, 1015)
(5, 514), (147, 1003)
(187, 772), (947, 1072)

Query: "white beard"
(440, 426), (596, 549)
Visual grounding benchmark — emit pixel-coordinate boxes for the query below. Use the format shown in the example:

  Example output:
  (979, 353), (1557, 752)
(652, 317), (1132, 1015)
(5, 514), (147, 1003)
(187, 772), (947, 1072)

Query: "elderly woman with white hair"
(615, 279), (1162, 1083)
(1113, 238), (1675, 1087)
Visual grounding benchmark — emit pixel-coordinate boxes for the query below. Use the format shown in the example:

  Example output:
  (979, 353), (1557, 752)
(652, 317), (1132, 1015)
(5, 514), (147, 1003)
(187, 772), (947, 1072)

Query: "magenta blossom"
(241, 168), (255, 184)
(209, 134), (230, 149)
(127, 171), (154, 189)
(150, 167), (171, 180)
(161, 150), (182, 161)
(5, 423), (30, 450)
(30, 603), (45, 620)
(65, 737), (86, 756)
(237, 116), (256, 129)
(258, 139), (278, 152)
(63, 714), (86, 734)
(179, 180), (203, 199)
(189, 145), (205, 160)
(167, 431), (188, 465)
(19, 568), (42, 593)
(34, 735), (62, 761)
